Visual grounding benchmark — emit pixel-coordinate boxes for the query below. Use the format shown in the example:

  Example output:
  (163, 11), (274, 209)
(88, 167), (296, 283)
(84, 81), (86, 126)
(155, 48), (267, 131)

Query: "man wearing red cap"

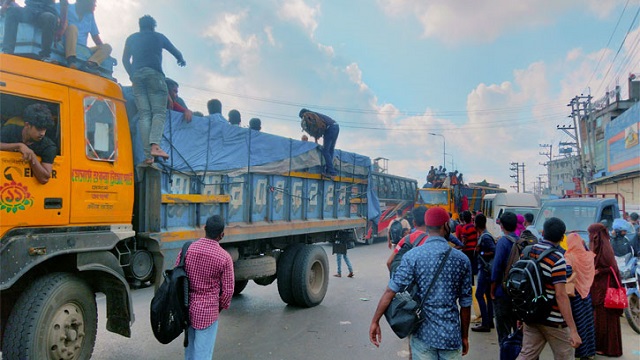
(370, 207), (472, 359)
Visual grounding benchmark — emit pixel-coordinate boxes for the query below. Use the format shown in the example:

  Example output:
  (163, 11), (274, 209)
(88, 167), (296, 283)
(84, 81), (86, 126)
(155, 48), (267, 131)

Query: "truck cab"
(533, 194), (623, 245)
(1, 54), (135, 359)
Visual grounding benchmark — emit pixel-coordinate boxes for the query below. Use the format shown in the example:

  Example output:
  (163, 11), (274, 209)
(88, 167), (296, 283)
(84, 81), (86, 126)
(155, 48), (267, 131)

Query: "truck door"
(0, 74), (71, 235)
(68, 90), (134, 225)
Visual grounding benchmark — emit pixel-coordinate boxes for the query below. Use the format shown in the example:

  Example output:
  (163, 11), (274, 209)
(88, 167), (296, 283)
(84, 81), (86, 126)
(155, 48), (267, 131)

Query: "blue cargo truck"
(0, 21), (380, 356)
(125, 97), (380, 308)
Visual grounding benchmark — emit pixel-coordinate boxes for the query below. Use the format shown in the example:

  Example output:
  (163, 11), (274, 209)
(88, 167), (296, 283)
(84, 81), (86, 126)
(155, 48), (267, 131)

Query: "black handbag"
(384, 247), (452, 339)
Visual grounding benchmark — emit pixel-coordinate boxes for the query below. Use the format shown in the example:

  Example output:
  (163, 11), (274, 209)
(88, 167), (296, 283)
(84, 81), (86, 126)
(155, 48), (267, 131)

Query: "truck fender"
(77, 251), (134, 338)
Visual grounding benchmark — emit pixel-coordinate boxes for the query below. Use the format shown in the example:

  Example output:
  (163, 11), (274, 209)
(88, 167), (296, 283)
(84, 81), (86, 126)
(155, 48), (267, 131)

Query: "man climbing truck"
(0, 51), (378, 357)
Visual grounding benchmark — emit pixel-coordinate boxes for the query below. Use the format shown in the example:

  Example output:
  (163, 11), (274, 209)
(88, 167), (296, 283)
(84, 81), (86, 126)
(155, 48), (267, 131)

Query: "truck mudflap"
(77, 251), (134, 337)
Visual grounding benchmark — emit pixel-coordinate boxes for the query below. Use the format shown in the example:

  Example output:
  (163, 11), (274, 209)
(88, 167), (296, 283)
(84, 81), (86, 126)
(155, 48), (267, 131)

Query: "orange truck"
(0, 50), (377, 358)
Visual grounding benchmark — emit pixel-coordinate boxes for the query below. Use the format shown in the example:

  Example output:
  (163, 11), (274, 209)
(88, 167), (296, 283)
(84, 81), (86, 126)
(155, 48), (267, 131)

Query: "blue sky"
(31, 0), (640, 191)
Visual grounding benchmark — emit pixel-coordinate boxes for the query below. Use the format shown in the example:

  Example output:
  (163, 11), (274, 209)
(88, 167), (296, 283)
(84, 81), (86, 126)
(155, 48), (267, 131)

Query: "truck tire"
(234, 256), (277, 281)
(253, 275), (276, 286)
(2, 273), (98, 360)
(276, 244), (304, 305)
(234, 280), (249, 296)
(291, 245), (329, 308)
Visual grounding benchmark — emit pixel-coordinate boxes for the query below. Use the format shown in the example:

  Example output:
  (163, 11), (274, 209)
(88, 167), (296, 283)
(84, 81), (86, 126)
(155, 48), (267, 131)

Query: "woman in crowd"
(564, 233), (596, 360)
(588, 223), (623, 357)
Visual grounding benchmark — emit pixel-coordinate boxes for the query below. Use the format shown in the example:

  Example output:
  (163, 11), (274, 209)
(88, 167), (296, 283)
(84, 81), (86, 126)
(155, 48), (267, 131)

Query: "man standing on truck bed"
(1, 0), (68, 61)
(299, 108), (340, 177)
(175, 215), (234, 359)
(0, 103), (56, 184)
(122, 14), (186, 166)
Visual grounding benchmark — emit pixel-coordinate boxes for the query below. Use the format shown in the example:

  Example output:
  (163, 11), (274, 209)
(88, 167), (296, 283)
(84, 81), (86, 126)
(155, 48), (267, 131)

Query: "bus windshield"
(417, 189), (449, 205)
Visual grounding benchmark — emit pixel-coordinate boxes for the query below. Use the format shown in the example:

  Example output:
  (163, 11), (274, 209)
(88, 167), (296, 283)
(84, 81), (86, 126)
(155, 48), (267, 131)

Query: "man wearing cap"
(370, 207), (472, 359)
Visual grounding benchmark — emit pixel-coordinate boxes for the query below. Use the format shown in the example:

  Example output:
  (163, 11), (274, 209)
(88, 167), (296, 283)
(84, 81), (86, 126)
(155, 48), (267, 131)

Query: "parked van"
(482, 193), (540, 237)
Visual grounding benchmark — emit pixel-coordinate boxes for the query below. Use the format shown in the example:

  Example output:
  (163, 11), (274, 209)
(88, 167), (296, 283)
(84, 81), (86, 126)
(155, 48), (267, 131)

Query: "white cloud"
(377, 0), (622, 44)
(202, 11), (260, 68)
(278, 0), (320, 37)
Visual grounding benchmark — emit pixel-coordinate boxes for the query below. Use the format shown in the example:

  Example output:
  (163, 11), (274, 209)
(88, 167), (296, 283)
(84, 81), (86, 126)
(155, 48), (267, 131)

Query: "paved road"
(93, 240), (640, 359)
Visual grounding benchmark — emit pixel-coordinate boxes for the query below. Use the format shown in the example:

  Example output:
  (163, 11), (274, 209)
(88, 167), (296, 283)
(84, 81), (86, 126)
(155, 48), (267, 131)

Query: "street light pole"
(429, 133), (446, 167)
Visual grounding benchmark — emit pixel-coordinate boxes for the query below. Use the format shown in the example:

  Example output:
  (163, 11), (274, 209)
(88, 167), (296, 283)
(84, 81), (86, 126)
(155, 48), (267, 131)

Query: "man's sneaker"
(66, 56), (80, 69)
(41, 56), (57, 64)
(81, 61), (101, 75)
(471, 325), (491, 332)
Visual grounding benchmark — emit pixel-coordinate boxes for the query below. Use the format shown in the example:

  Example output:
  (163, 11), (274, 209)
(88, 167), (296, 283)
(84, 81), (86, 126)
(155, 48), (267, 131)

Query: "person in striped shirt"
(516, 217), (582, 360)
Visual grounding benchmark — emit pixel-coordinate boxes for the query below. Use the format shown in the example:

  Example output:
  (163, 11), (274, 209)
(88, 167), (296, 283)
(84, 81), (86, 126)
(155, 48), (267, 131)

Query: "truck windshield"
(416, 189), (449, 205)
(536, 205), (597, 234)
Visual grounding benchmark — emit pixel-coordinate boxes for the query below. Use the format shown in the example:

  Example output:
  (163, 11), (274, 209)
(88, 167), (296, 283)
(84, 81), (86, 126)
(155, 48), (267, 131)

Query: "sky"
(24, 0), (640, 191)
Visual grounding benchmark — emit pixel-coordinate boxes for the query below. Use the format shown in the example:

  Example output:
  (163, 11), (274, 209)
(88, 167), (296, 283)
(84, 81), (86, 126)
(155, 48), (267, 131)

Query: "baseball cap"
(425, 207), (450, 227)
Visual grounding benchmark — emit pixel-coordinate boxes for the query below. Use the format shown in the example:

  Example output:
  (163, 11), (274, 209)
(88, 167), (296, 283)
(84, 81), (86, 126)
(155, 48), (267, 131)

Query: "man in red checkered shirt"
(175, 215), (234, 359)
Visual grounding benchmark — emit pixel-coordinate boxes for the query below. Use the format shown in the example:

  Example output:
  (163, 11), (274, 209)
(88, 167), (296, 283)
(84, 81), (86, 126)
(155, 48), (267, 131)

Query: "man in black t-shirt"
(1, 103), (57, 184)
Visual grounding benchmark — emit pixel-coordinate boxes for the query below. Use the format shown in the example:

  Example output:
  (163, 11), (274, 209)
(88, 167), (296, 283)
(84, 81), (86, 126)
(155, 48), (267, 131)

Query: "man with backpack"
(387, 210), (410, 250)
(456, 210), (478, 281)
(299, 108), (340, 176)
(175, 215), (235, 359)
(387, 207), (428, 274)
(490, 211), (520, 350)
(514, 217), (582, 359)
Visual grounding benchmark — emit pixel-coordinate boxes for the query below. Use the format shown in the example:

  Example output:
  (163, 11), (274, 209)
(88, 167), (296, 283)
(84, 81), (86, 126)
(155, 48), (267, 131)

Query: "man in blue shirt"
(490, 211), (519, 349)
(57, 0), (110, 73)
(370, 206), (472, 359)
(1, 0), (68, 60)
(122, 15), (186, 165)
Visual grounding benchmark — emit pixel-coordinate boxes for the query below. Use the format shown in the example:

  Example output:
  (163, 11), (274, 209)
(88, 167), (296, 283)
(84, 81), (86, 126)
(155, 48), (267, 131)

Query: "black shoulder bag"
(384, 247), (452, 339)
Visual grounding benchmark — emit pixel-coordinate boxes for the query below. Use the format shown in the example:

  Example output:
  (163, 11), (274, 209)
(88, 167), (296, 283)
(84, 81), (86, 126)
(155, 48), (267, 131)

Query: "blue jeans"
(322, 124), (339, 175)
(493, 296), (517, 347)
(336, 253), (352, 275)
(185, 321), (219, 360)
(2, 6), (58, 56)
(410, 336), (462, 360)
(475, 270), (493, 328)
(131, 67), (168, 160)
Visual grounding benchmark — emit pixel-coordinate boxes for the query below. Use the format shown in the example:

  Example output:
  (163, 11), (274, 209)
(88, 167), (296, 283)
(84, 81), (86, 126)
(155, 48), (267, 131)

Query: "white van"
(482, 193), (540, 237)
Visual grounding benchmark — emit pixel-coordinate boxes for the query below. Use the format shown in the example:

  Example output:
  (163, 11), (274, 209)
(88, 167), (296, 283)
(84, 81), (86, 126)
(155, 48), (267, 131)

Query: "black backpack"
(150, 241), (192, 345)
(504, 245), (557, 323)
(389, 220), (404, 244)
(502, 233), (538, 289)
(389, 233), (428, 275)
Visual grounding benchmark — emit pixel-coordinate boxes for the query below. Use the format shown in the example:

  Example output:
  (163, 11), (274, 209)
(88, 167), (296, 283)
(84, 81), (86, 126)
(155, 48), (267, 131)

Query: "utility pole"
(510, 162), (525, 192)
(561, 95), (592, 193)
(539, 144), (552, 194)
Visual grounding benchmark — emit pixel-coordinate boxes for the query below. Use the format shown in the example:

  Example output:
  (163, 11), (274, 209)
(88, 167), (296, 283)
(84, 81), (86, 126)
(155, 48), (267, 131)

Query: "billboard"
(605, 102), (640, 176)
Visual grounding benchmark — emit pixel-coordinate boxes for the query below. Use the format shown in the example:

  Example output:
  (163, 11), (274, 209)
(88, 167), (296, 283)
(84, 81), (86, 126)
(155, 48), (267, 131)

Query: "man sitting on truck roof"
(0, 103), (57, 184)
(57, 0), (111, 74)
(1, 0), (68, 61)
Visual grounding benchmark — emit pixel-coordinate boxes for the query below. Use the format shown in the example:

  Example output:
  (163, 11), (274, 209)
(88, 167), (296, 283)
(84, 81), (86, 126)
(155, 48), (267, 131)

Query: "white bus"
(482, 193), (540, 237)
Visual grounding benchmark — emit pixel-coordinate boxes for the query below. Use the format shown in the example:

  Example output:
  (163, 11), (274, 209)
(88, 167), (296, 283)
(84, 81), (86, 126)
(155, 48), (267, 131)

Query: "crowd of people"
(370, 207), (640, 359)
(2, 0), (342, 177)
(424, 165), (464, 188)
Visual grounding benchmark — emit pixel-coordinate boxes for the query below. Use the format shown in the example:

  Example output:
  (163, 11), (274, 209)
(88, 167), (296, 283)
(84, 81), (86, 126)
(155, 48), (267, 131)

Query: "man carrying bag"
(369, 207), (473, 359)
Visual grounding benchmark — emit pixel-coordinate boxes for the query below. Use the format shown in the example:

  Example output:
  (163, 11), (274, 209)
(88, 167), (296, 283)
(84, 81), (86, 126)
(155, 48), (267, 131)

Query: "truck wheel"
(291, 245), (329, 308)
(129, 249), (154, 282)
(234, 280), (249, 296)
(233, 256), (277, 281)
(253, 275), (276, 286)
(625, 293), (640, 334)
(2, 273), (97, 360)
(276, 244), (304, 305)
